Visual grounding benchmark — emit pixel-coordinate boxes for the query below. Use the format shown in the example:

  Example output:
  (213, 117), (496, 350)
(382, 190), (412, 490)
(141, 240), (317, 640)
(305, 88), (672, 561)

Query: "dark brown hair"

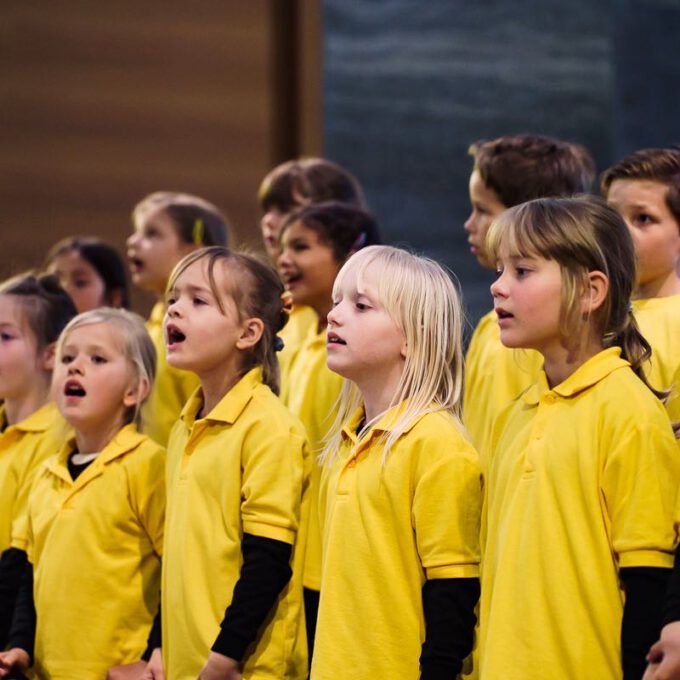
(469, 134), (595, 208)
(0, 273), (77, 350)
(258, 158), (365, 213)
(167, 247), (288, 394)
(280, 201), (381, 262)
(600, 147), (680, 230)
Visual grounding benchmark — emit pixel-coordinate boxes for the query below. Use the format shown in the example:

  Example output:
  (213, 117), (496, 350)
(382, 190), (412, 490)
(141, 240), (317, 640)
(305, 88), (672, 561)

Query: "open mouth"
(282, 272), (302, 286)
(166, 325), (186, 345)
(496, 309), (513, 320)
(64, 379), (86, 398)
(128, 256), (144, 271)
(327, 332), (346, 346)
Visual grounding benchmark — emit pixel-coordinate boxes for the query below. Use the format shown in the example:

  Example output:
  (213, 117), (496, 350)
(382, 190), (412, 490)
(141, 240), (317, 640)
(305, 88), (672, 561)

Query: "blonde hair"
(56, 308), (156, 427)
(322, 245), (466, 463)
(486, 196), (671, 406)
(167, 247), (288, 395)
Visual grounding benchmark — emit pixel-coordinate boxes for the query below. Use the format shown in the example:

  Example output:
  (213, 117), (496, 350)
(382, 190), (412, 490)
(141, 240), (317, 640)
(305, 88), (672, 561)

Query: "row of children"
(0, 142), (678, 680)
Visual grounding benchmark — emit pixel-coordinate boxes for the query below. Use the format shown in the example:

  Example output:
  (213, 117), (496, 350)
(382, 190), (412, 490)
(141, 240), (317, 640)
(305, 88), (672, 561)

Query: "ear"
(123, 376), (150, 409)
(581, 270), (609, 315)
(40, 342), (56, 372)
(235, 318), (265, 351)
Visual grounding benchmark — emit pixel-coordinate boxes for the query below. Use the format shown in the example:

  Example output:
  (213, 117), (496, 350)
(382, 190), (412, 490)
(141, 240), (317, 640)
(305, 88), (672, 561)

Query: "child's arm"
(0, 561), (35, 677)
(620, 567), (671, 680)
(420, 578), (480, 679)
(201, 534), (293, 676)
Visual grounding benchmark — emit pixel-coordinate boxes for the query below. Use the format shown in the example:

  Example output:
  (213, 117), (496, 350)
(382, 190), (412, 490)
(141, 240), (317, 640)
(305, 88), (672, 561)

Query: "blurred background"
(2, 0), (679, 323)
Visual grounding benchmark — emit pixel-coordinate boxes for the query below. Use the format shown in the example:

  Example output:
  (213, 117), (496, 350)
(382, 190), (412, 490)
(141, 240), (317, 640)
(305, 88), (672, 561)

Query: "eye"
(74, 279), (89, 289)
(515, 267), (529, 278)
(92, 354), (108, 364)
(355, 302), (370, 312)
(61, 353), (74, 364)
(192, 296), (207, 306)
(634, 212), (654, 226)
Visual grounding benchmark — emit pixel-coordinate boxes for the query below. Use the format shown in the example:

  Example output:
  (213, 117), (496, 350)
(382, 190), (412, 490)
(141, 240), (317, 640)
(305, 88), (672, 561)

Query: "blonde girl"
(0, 308), (164, 680)
(312, 245), (481, 680)
(479, 197), (679, 679)
(0, 273), (76, 647)
(147, 247), (308, 680)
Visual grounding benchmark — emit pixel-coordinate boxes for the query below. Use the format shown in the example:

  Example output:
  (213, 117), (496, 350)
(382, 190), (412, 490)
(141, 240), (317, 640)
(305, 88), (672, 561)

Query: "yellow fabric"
(142, 301), (200, 446)
(478, 348), (679, 680)
(0, 402), (68, 554)
(281, 322), (343, 591)
(162, 368), (309, 680)
(312, 405), (481, 680)
(278, 304), (317, 394)
(19, 424), (164, 680)
(633, 294), (680, 423)
(463, 310), (542, 457)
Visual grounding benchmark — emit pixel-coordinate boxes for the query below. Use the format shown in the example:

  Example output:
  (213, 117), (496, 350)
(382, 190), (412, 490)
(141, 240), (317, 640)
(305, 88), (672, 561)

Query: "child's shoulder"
(406, 410), (478, 463)
(249, 382), (308, 437)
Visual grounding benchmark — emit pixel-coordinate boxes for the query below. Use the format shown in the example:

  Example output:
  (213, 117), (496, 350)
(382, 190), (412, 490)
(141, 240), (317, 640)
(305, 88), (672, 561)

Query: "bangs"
(258, 170), (299, 212)
(486, 205), (547, 263)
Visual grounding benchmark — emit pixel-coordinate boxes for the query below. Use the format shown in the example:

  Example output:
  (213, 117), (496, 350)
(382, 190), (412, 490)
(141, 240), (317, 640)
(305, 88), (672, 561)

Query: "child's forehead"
(0, 294), (26, 327)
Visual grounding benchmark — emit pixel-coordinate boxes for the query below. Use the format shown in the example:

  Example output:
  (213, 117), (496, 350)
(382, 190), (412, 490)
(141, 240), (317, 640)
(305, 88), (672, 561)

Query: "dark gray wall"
(322, 0), (680, 329)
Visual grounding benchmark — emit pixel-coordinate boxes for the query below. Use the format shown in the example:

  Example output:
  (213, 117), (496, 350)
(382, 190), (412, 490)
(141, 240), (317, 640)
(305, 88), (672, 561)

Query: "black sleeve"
(663, 547), (680, 626)
(620, 566), (670, 680)
(420, 577), (480, 680)
(211, 533), (293, 662)
(142, 604), (162, 661)
(0, 548), (27, 647)
(7, 561), (36, 663)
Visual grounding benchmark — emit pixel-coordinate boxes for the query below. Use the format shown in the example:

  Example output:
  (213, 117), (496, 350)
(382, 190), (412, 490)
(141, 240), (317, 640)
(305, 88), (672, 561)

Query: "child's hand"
(0, 648), (30, 678)
(196, 652), (242, 680)
(106, 660), (147, 679)
(140, 648), (165, 680)
(644, 621), (680, 679)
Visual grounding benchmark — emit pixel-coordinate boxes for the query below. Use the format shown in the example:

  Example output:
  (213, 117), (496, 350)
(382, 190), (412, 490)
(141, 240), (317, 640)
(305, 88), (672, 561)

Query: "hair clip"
(627, 302), (633, 313)
(350, 232), (367, 251)
(193, 218), (205, 245)
(273, 336), (285, 352)
(281, 290), (294, 313)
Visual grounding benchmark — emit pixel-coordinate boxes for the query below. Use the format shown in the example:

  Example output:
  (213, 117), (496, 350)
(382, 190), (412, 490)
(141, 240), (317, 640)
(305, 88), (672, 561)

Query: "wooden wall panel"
(0, 1), (321, 311)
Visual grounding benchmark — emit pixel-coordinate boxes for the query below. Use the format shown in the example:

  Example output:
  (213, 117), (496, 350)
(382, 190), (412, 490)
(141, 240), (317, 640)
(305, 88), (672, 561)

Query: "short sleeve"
(241, 426), (307, 545)
(602, 421), (678, 569)
(412, 440), (482, 579)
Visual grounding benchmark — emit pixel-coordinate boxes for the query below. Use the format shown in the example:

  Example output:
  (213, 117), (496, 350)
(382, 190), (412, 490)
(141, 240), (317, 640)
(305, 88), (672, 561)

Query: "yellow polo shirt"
(281, 322), (343, 591)
(162, 368), (309, 680)
(463, 310), (543, 456)
(478, 348), (679, 680)
(312, 405), (481, 680)
(278, 304), (317, 391)
(142, 301), (199, 446)
(633, 294), (680, 423)
(16, 424), (164, 680)
(0, 402), (67, 554)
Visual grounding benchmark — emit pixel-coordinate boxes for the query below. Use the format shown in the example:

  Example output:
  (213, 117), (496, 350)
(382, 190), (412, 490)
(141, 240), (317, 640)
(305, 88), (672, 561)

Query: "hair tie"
(351, 232), (367, 251)
(627, 302), (633, 314)
(193, 218), (205, 245)
(281, 290), (294, 314)
(273, 336), (285, 352)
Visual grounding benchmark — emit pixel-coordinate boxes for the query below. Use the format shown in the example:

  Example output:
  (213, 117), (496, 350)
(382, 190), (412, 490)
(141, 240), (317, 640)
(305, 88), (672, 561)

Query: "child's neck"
(198, 367), (243, 417)
(3, 380), (51, 427)
(542, 337), (604, 389)
(634, 272), (680, 300)
(75, 418), (125, 455)
(357, 363), (406, 425)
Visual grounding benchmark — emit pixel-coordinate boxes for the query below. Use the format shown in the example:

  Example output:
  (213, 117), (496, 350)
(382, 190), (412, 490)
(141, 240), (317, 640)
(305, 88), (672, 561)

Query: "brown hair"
(132, 192), (229, 247)
(469, 134), (595, 207)
(600, 147), (680, 230)
(258, 158), (366, 213)
(487, 196), (669, 405)
(0, 273), (77, 351)
(167, 247), (288, 394)
(280, 201), (381, 262)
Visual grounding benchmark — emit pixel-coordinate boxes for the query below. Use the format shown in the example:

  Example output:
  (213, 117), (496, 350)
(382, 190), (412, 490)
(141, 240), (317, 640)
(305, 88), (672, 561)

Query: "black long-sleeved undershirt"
(420, 577), (480, 680)
(211, 533), (293, 662)
(620, 566), (670, 680)
(663, 547), (680, 626)
(0, 548), (27, 648)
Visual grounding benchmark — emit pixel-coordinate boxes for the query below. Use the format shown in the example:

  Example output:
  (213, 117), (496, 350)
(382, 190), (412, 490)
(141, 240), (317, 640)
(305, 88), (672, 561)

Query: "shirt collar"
(340, 400), (436, 444)
(179, 367), (264, 428)
(523, 346), (628, 406)
(0, 401), (63, 434)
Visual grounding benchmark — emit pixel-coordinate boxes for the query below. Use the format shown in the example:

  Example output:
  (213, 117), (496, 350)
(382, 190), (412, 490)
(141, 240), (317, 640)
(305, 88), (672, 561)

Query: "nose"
(67, 355), (84, 375)
(464, 211), (476, 234)
(490, 270), (508, 300)
(278, 248), (292, 270)
(126, 231), (139, 249)
(327, 302), (343, 327)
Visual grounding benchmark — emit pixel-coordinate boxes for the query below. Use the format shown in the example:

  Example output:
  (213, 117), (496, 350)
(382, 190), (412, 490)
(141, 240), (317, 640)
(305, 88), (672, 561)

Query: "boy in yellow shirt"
(462, 134), (595, 454)
(602, 147), (680, 423)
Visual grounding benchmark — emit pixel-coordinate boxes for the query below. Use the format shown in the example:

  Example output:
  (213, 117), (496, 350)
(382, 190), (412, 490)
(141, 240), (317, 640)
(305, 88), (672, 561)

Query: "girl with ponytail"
(476, 197), (679, 680)
(144, 247), (309, 680)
